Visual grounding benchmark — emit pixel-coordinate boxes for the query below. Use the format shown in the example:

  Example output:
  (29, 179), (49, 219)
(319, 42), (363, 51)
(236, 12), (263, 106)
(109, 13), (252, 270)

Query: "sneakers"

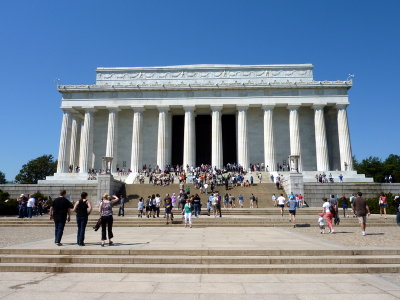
(362, 231), (366, 236)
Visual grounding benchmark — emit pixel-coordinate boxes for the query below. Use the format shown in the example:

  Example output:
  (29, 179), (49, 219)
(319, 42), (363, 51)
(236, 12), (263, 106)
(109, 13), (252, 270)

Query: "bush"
(0, 189), (18, 215)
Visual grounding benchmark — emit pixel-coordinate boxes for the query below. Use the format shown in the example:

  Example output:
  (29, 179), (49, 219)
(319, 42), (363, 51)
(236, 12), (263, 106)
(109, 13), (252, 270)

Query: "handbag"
(93, 217), (102, 231)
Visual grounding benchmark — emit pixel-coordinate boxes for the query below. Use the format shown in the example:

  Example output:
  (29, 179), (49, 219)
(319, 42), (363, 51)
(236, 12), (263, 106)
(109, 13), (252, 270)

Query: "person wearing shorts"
(288, 196), (298, 227)
(353, 192), (370, 236)
(277, 194), (286, 217)
(238, 194), (244, 208)
(379, 193), (387, 219)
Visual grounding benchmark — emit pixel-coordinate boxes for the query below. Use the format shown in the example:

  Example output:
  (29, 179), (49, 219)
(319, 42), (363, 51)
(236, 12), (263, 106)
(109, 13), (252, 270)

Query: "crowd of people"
(314, 173), (344, 183)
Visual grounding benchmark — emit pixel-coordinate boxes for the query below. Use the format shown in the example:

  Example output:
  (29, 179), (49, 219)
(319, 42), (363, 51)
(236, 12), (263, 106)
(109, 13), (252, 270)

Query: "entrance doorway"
(222, 114), (237, 165)
(195, 115), (211, 165)
(171, 115), (184, 166)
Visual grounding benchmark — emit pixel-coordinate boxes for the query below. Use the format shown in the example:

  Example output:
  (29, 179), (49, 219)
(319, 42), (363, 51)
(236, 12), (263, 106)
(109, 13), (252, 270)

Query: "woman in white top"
(322, 198), (334, 233)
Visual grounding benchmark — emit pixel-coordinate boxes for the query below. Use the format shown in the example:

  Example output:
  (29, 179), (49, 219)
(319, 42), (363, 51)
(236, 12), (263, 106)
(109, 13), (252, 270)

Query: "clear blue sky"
(0, 0), (399, 181)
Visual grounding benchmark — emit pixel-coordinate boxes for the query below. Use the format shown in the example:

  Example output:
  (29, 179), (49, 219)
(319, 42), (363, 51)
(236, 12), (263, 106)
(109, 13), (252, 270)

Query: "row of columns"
(56, 104), (354, 174)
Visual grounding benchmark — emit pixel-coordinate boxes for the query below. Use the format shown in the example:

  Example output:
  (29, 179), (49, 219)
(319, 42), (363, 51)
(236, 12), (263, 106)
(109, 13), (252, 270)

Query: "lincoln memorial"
(47, 64), (370, 183)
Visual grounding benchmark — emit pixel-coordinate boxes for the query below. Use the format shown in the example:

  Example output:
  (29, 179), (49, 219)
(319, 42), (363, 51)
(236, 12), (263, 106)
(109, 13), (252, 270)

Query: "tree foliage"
(15, 155), (57, 184)
(0, 171), (6, 184)
(354, 154), (400, 183)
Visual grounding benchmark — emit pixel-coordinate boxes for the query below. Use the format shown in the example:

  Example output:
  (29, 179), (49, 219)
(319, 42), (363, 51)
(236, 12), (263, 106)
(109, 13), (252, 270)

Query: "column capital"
(262, 104), (275, 111)
(336, 104), (349, 110)
(82, 107), (97, 113)
(236, 105), (248, 111)
(210, 105), (223, 112)
(108, 106), (121, 112)
(183, 105), (196, 112)
(312, 104), (326, 110)
(287, 104), (300, 111)
(158, 106), (170, 112)
(131, 106), (145, 113)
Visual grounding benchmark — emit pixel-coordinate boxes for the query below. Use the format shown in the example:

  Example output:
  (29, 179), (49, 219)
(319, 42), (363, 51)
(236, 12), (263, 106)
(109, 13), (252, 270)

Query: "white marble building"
(48, 64), (370, 182)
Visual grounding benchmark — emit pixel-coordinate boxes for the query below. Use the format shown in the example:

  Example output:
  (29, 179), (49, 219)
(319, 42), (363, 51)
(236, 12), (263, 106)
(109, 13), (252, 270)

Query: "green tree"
(354, 154), (400, 183)
(0, 171), (6, 184)
(15, 155), (57, 184)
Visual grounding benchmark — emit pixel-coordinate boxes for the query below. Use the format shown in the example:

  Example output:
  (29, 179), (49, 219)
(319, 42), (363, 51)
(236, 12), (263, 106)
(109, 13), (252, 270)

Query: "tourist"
(298, 194), (304, 207)
(150, 194), (157, 218)
(137, 197), (144, 218)
(183, 199), (192, 228)
(193, 193), (201, 217)
(211, 193), (218, 218)
(203, 182), (209, 194)
(394, 196), (400, 226)
(340, 195), (349, 218)
(216, 193), (222, 218)
(165, 198), (172, 225)
(50, 190), (73, 246)
(17, 194), (27, 218)
(353, 192), (370, 236)
(379, 193), (387, 219)
(349, 194), (356, 217)
(338, 174), (343, 183)
(73, 192), (92, 246)
(249, 193), (255, 208)
(318, 213), (326, 234)
(99, 194), (120, 246)
(288, 195), (298, 228)
(322, 198), (334, 234)
(207, 193), (213, 216)
(145, 196), (152, 218)
(277, 194), (286, 217)
(271, 193), (277, 207)
(155, 193), (161, 218)
(171, 193), (177, 209)
(330, 195), (340, 226)
(224, 193), (229, 208)
(27, 194), (35, 218)
(238, 194), (244, 208)
(118, 194), (125, 217)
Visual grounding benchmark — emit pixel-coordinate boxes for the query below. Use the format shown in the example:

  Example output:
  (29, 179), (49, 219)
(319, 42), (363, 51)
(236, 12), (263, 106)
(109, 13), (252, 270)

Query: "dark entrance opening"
(195, 115), (211, 165)
(222, 114), (237, 165)
(171, 115), (184, 166)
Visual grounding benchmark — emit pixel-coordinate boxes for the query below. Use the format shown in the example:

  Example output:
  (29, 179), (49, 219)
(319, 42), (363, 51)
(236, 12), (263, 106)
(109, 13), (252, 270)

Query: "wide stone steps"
(1, 249), (400, 274)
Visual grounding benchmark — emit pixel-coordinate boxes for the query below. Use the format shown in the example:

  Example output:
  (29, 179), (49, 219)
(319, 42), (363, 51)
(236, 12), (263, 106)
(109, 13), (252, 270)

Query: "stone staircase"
(124, 182), (280, 208)
(1, 248), (400, 274)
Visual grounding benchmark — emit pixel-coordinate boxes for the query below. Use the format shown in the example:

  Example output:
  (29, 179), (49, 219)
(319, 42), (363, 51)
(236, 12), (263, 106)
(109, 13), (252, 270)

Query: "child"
(318, 213), (326, 234)
(165, 198), (172, 225)
(137, 197), (144, 218)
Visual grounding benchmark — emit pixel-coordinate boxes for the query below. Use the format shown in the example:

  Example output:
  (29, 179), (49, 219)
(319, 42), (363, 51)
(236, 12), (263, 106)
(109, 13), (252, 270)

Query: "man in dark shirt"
(50, 190), (72, 246)
(353, 192), (370, 236)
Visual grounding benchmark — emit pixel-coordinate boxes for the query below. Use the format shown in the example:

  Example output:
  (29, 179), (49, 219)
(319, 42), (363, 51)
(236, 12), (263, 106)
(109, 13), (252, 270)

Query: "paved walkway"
(1, 227), (400, 299)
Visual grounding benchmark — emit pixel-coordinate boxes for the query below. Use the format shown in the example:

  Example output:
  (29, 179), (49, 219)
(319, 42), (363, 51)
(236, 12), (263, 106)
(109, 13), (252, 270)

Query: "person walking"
(27, 195), (35, 218)
(277, 194), (286, 217)
(99, 194), (120, 246)
(353, 192), (371, 236)
(183, 199), (193, 228)
(379, 193), (387, 219)
(50, 190), (73, 246)
(118, 194), (125, 217)
(73, 192), (92, 246)
(322, 198), (334, 234)
(288, 195), (298, 228)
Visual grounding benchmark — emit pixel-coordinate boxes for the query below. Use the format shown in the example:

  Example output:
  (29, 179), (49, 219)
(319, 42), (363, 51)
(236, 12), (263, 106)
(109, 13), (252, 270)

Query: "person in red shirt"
(379, 193), (387, 219)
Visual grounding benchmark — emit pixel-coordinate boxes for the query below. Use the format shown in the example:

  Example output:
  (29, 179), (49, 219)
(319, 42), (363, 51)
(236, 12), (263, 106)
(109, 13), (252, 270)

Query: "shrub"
(0, 189), (18, 215)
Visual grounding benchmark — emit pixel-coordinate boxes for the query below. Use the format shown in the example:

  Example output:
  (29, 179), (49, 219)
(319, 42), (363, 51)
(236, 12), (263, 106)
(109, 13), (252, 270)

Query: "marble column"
(211, 106), (223, 169)
(79, 108), (95, 173)
(56, 109), (72, 173)
(263, 105), (276, 172)
(313, 105), (329, 171)
(68, 116), (81, 171)
(130, 107), (144, 173)
(183, 106), (196, 169)
(237, 105), (249, 170)
(337, 104), (353, 171)
(288, 105), (302, 171)
(105, 108), (119, 172)
(157, 107), (169, 170)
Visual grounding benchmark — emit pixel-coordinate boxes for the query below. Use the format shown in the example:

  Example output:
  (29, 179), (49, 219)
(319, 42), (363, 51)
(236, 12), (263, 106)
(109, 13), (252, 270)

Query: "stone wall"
(304, 183), (400, 207)
(0, 183), (98, 202)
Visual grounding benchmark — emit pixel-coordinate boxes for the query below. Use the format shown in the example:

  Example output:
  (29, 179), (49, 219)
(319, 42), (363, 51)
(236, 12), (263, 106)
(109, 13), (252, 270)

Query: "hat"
(20, 194), (24, 197)
(395, 196), (400, 200)
(319, 213), (324, 217)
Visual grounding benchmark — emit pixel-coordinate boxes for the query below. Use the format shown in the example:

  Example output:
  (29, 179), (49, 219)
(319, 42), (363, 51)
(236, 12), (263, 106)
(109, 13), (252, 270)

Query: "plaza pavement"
(0, 225), (400, 299)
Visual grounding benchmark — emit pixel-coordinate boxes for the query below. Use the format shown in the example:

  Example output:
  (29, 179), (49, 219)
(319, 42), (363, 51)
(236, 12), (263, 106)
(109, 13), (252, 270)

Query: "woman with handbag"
(99, 194), (119, 247)
(73, 192), (92, 246)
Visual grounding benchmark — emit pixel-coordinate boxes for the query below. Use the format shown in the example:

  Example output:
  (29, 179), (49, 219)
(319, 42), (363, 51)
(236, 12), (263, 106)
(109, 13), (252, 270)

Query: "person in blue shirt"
(288, 195), (299, 228)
